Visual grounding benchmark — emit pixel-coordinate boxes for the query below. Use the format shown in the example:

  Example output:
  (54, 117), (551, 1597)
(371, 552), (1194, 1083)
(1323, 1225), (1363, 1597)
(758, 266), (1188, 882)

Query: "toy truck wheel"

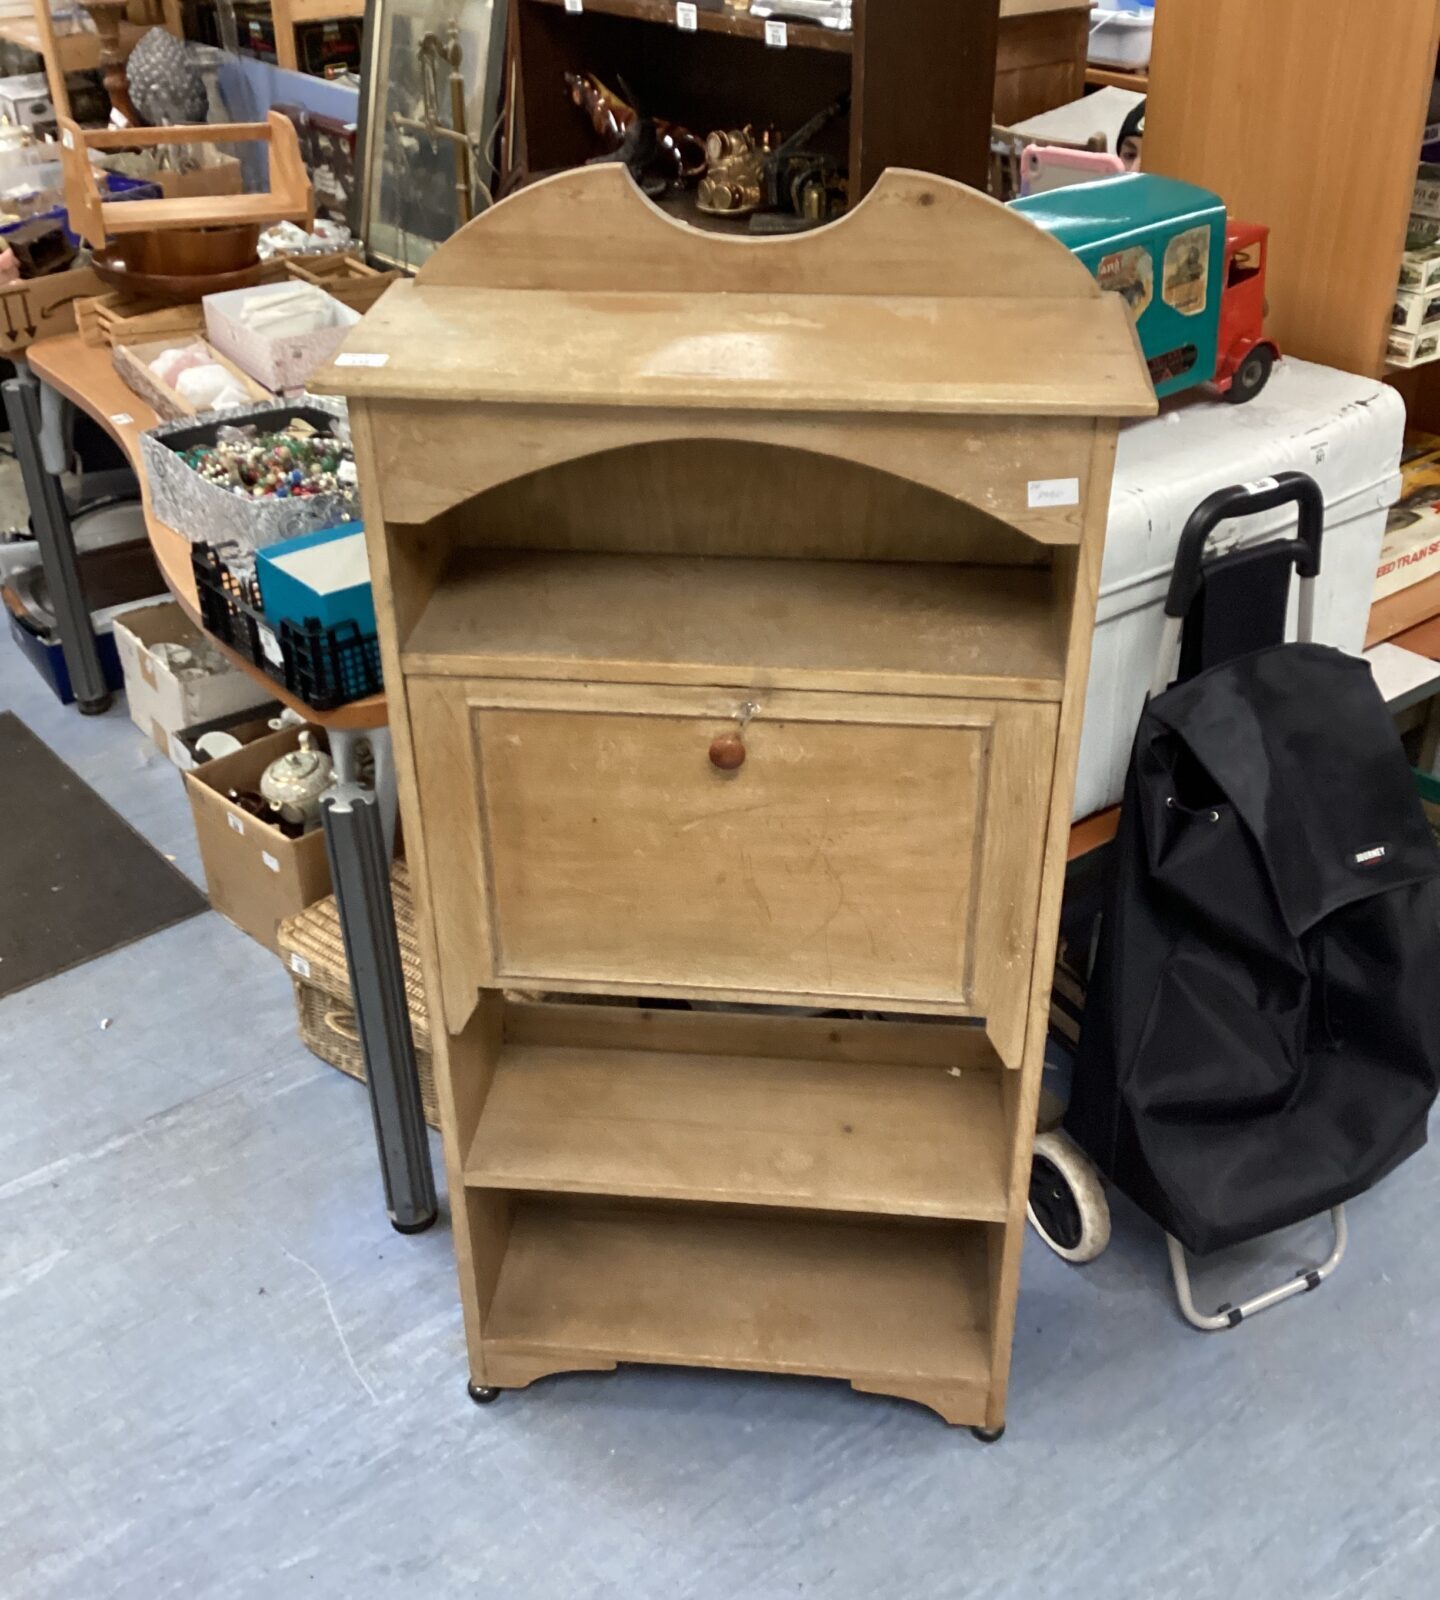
(1027, 1131), (1111, 1263)
(1225, 344), (1274, 404)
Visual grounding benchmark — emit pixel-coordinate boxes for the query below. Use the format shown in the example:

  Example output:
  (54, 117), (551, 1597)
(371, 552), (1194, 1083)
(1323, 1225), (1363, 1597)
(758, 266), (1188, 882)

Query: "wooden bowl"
(105, 223), (261, 278)
(90, 248), (268, 301)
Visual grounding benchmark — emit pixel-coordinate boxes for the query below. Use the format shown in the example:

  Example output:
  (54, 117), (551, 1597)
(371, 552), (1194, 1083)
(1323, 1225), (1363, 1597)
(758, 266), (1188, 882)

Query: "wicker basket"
(276, 860), (438, 1128)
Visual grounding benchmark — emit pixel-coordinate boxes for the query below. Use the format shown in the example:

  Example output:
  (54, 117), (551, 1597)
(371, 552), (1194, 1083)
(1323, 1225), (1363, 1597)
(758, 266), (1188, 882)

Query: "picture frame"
(352, 0), (509, 272)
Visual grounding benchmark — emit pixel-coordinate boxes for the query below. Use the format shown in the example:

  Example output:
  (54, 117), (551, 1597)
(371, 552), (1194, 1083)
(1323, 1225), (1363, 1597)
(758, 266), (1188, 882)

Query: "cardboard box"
(256, 521), (373, 635)
(1400, 242), (1440, 293)
(1415, 163), (1440, 220)
(1388, 328), (1440, 368)
(1377, 431), (1440, 599)
(0, 265), (103, 358)
(203, 281), (360, 393)
(1409, 212), (1440, 252)
(0, 72), (54, 135)
(183, 726), (332, 953)
(171, 703), (283, 771)
(113, 600), (273, 758)
(1392, 285), (1440, 336)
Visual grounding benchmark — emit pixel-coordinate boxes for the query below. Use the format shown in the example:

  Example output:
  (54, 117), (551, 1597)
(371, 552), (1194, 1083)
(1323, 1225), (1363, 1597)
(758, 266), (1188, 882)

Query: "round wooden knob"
(709, 732), (746, 771)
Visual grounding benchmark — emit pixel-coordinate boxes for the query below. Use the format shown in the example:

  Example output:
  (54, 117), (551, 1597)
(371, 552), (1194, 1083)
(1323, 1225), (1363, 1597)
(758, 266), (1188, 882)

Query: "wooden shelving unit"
(270, 0), (364, 72)
(1145, 0), (1440, 385)
(314, 163), (1152, 1429)
(526, 0), (853, 53)
(506, 0), (1002, 200)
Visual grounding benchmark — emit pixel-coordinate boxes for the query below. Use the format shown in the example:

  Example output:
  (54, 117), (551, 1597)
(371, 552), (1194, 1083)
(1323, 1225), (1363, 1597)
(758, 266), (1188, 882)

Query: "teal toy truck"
(1011, 173), (1278, 403)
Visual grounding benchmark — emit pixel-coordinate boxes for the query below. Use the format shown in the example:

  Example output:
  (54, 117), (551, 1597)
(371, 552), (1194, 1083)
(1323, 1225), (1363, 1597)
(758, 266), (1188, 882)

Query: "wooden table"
(24, 331), (435, 1234)
(26, 333), (387, 732)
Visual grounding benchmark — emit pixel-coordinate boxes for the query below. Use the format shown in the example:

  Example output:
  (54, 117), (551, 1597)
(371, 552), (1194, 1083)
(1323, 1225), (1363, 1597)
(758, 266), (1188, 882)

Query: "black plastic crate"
(191, 541), (382, 712)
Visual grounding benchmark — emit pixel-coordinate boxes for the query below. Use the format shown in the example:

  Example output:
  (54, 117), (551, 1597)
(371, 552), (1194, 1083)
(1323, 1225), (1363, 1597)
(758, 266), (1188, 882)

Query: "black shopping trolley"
(1031, 473), (1440, 1328)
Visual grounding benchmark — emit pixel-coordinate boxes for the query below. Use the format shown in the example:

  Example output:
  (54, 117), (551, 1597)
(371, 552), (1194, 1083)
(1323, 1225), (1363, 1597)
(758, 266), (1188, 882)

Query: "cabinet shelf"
(465, 1026), (1009, 1221)
(403, 549), (1067, 702)
(483, 1199), (994, 1400)
(523, 0), (854, 53)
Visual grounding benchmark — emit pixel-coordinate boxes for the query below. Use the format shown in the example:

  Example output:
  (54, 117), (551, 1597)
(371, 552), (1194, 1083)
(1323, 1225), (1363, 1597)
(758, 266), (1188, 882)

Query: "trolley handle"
(1164, 472), (1325, 620)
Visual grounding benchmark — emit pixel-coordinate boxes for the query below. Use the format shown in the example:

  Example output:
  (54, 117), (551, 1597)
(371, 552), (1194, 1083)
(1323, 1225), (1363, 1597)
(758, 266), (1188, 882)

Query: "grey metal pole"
(3, 375), (111, 714)
(321, 783), (438, 1233)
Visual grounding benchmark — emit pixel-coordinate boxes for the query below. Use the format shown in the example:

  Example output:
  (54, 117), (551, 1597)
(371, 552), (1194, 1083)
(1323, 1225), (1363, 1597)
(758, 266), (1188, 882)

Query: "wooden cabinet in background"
(314, 163), (1153, 1430)
(505, 0), (1002, 202)
(994, 0), (1093, 125)
(1145, 0), (1440, 385)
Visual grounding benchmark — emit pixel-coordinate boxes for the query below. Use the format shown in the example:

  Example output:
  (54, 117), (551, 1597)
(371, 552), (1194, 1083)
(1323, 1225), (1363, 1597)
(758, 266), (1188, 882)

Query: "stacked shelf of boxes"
(1389, 154), (1440, 371)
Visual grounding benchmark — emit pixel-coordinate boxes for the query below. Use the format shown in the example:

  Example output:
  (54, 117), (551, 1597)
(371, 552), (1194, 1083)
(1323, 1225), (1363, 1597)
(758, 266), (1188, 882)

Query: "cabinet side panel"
(409, 679), (496, 1032)
(985, 421), (1117, 1427)
(853, 0), (1001, 195)
(348, 401), (494, 1381)
(1145, 0), (1440, 377)
(978, 701), (1061, 1070)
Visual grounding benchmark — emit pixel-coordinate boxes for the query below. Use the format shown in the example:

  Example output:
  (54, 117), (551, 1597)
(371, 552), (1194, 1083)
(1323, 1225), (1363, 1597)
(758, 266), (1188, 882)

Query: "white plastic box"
(1087, 8), (1154, 71)
(203, 282), (360, 393)
(1074, 358), (1405, 820)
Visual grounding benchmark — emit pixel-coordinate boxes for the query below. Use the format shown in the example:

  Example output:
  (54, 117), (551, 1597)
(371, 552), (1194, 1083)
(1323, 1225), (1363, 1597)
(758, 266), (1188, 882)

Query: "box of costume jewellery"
(141, 397), (360, 560)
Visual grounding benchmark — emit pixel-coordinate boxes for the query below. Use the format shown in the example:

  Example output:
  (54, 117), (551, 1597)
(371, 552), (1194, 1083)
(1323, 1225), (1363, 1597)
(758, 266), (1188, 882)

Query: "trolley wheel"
(1027, 1130), (1111, 1264)
(467, 1382), (501, 1406)
(1225, 344), (1274, 404)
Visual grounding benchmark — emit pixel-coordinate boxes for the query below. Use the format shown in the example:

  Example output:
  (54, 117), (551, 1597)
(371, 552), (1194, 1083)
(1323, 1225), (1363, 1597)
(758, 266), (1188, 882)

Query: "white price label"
(261, 850), (280, 873)
(227, 813), (246, 835)
(764, 18), (787, 46)
(676, 1), (697, 29)
(258, 624), (285, 669)
(1243, 475), (1280, 495)
(289, 952), (312, 977)
(109, 412), (133, 426)
(1027, 477), (1080, 509)
(61, 127), (74, 149)
(333, 352), (389, 368)
(564, 0), (583, 11)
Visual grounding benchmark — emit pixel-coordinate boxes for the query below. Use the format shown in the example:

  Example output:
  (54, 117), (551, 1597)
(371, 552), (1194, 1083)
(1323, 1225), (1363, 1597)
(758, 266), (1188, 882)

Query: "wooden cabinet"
(1145, 0), (1440, 383)
(995, 0), (1093, 126)
(314, 163), (1152, 1429)
(505, 0), (1002, 201)
(412, 677), (1056, 1032)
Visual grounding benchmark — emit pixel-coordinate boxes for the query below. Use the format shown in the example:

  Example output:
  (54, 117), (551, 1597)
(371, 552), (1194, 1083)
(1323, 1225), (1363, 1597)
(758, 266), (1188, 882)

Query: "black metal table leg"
(3, 374), (111, 715)
(321, 783), (438, 1233)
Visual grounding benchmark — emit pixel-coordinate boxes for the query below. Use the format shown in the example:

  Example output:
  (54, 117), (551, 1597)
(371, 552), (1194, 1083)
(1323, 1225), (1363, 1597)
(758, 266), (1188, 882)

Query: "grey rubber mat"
(0, 712), (205, 999)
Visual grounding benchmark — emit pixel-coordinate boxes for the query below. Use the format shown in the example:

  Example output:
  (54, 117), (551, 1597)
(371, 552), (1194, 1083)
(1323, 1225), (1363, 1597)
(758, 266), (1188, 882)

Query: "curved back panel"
(421, 437), (1050, 567)
(415, 163), (1100, 300)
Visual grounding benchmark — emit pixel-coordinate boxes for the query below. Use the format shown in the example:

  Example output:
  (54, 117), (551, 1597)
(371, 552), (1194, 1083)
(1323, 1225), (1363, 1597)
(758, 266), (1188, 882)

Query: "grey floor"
(3, 500), (1438, 1597)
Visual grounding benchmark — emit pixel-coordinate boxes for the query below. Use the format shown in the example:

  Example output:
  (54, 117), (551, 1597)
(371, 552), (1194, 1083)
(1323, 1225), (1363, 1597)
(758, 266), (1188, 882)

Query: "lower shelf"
(482, 1199), (994, 1418)
(464, 1029), (1010, 1222)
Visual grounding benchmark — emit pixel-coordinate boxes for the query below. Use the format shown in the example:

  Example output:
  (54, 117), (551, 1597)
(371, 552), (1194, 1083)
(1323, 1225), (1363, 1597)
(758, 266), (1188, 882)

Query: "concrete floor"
(2, 553), (1439, 1597)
